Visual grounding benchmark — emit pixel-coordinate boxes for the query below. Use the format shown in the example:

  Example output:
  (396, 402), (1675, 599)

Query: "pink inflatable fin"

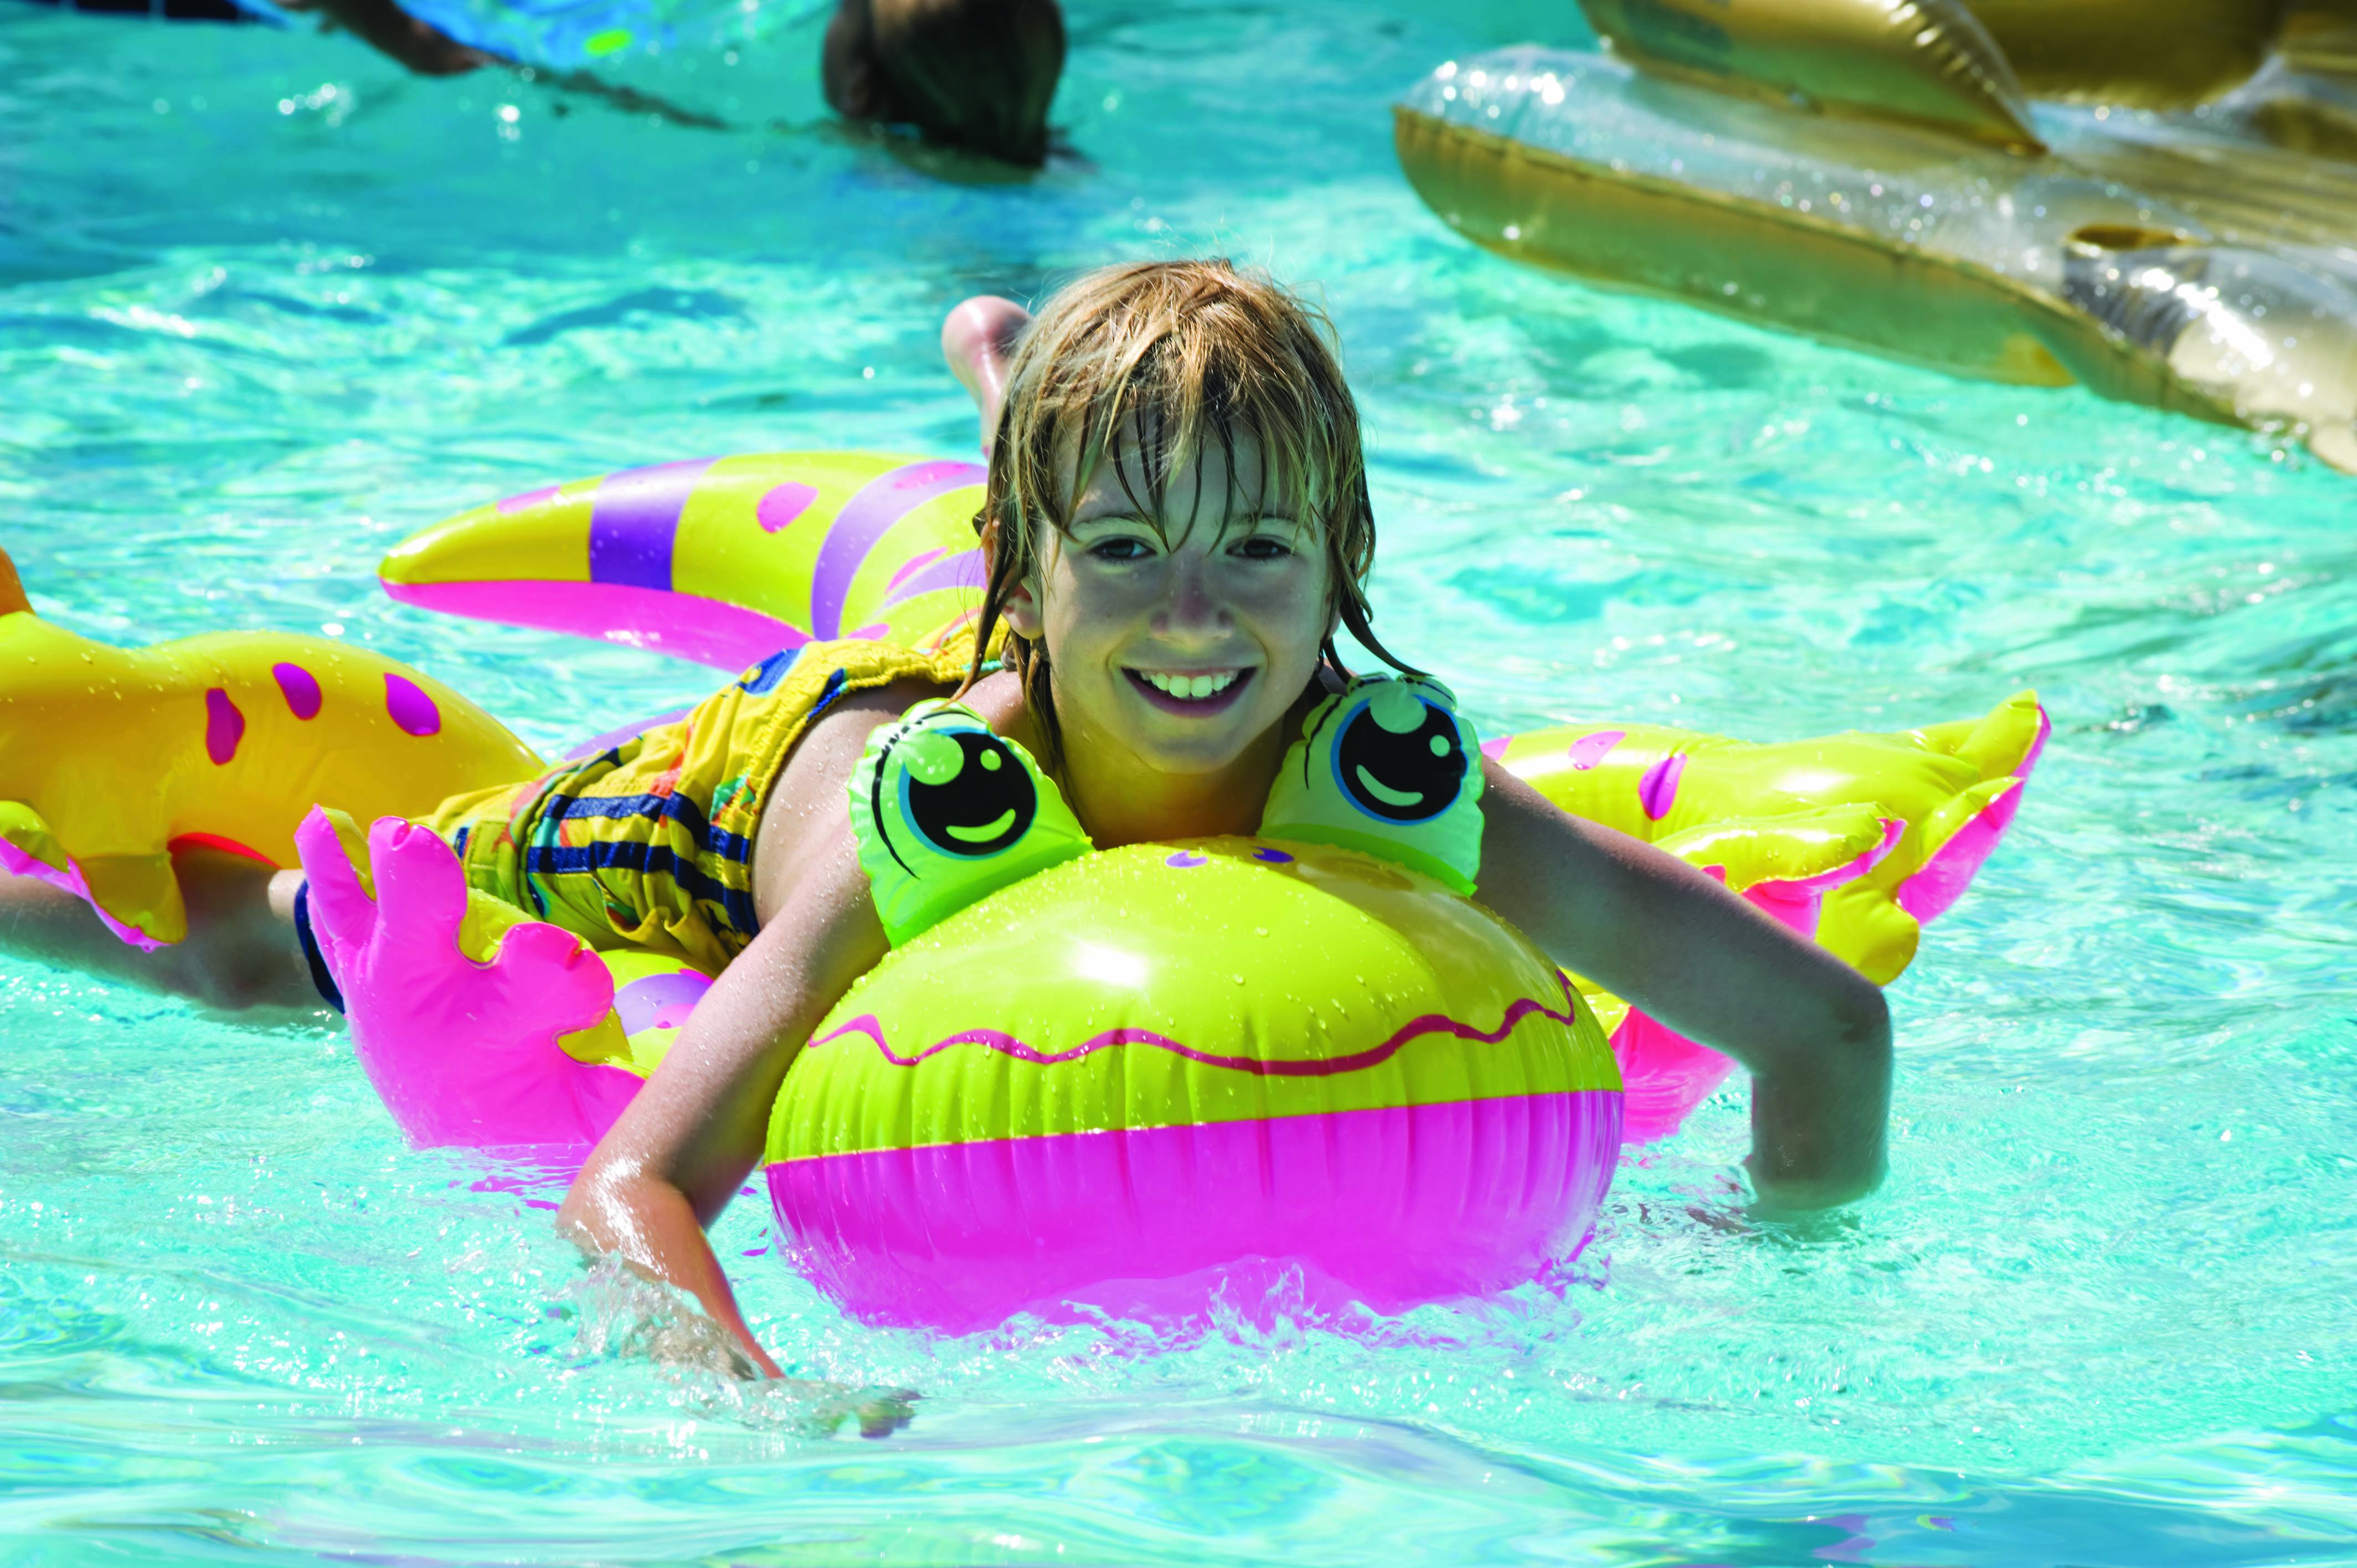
(1612, 818), (1902, 1144)
(1898, 705), (2050, 922)
(293, 808), (641, 1152)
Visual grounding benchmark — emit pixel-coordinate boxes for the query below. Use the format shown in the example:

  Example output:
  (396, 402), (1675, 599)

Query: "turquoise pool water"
(4, 1), (2355, 1560)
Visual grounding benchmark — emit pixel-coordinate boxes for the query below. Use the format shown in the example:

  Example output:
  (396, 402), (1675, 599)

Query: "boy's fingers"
(855, 1389), (920, 1440)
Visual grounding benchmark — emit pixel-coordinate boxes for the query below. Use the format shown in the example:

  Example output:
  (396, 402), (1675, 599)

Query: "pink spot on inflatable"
(383, 674), (441, 737)
(756, 481), (819, 534)
(1480, 736), (1508, 760)
(272, 662), (322, 720)
(1637, 752), (1686, 821)
(1567, 730), (1624, 770)
(203, 688), (244, 765)
(497, 483), (564, 515)
(885, 546), (948, 592)
(1165, 850), (1209, 869)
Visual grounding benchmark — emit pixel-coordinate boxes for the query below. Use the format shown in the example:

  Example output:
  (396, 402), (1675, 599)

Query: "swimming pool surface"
(4, 2), (2355, 1561)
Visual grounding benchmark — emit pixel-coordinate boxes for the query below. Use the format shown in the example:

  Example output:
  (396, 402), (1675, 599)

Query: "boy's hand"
(942, 296), (1032, 454)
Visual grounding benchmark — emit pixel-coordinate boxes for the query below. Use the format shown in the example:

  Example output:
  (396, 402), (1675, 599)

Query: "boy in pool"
(137, 0), (1064, 164)
(0, 261), (1890, 1380)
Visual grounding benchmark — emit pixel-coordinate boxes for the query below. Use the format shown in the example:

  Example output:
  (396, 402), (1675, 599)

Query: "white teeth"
(1141, 670), (1241, 701)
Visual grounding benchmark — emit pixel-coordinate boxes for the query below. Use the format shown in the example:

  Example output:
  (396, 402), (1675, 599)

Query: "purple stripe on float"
(589, 458), (716, 590)
(809, 460), (984, 639)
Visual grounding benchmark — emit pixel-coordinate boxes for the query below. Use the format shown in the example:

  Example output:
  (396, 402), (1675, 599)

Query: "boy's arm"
(1473, 759), (1893, 1214)
(555, 700), (898, 1378)
(280, 0), (489, 74)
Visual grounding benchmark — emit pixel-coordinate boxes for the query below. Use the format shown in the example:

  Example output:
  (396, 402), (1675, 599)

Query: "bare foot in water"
(940, 295), (1031, 456)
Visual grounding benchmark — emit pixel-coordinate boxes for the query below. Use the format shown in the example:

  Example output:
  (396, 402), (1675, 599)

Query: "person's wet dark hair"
(822, 0), (1065, 167)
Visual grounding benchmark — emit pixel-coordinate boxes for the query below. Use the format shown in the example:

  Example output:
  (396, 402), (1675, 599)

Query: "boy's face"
(1003, 425), (1335, 778)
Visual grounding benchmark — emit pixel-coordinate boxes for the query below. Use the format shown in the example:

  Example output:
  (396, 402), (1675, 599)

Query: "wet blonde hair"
(964, 259), (1416, 764)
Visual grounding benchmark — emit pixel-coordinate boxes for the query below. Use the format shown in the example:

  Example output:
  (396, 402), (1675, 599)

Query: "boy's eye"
(1235, 534), (1296, 560)
(1085, 537), (1155, 561)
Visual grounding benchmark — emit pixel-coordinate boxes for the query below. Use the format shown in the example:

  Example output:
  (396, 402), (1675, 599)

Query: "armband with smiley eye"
(1258, 674), (1484, 895)
(849, 699), (1093, 946)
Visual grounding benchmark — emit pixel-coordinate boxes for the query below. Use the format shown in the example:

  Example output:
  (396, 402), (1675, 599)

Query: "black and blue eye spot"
(901, 729), (1035, 858)
(1332, 695), (1466, 823)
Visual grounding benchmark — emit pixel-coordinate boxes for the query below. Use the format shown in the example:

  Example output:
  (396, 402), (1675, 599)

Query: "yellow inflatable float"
(1396, 0), (2357, 468)
(365, 452), (2049, 1144)
(0, 605), (540, 948)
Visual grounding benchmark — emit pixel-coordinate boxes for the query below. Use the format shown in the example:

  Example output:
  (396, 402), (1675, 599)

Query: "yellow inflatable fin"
(0, 605), (542, 948)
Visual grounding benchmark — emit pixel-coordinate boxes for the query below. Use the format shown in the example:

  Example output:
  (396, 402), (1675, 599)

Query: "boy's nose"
(1151, 557), (1226, 637)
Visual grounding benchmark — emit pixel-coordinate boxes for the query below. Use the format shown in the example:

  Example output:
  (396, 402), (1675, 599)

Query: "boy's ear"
(1002, 576), (1043, 639)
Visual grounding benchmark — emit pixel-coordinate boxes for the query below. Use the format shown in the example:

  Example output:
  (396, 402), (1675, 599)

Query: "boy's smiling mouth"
(1126, 667), (1253, 714)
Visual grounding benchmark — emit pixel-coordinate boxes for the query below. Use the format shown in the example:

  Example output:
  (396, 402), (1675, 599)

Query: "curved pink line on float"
(1896, 704), (2050, 925)
(768, 1088), (1622, 1331)
(810, 976), (1584, 1079)
(496, 483), (564, 515)
(808, 461), (985, 639)
(383, 578), (807, 673)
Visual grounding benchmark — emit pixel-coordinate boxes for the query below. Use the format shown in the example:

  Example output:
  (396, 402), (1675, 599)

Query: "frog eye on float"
(1334, 679), (1468, 823)
(902, 728), (1035, 857)
(851, 700), (1092, 946)
(1257, 675), (1486, 896)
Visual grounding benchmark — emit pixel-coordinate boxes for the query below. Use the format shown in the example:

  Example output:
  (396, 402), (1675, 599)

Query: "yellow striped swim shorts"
(419, 636), (979, 973)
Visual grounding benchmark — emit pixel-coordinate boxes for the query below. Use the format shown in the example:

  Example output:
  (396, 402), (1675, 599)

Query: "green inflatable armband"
(849, 699), (1092, 945)
(1259, 674), (1485, 895)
